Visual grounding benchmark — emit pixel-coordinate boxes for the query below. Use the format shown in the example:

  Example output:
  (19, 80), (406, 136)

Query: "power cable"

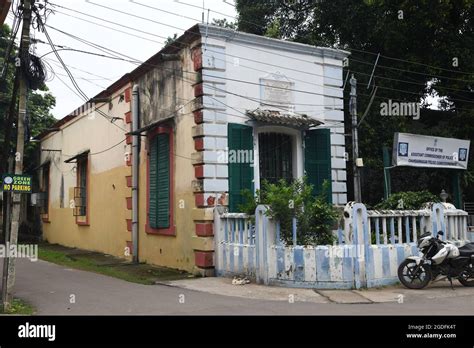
(58, 1), (474, 103)
(49, 1), (474, 97)
(172, 0), (474, 77)
(34, 12), (130, 132)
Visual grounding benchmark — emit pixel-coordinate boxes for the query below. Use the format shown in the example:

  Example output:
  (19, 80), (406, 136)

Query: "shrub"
(238, 177), (339, 245)
(375, 190), (440, 210)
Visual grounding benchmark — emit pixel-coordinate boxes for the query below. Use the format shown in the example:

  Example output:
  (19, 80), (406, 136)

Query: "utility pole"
(350, 74), (362, 202)
(2, 0), (33, 311)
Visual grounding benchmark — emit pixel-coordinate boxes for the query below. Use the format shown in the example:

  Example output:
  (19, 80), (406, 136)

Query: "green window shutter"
(149, 133), (170, 228)
(305, 128), (332, 203)
(228, 123), (254, 212)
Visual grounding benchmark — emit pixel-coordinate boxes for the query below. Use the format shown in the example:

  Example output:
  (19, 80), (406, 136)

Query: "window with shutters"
(304, 128), (332, 203)
(228, 123), (254, 212)
(146, 126), (175, 235)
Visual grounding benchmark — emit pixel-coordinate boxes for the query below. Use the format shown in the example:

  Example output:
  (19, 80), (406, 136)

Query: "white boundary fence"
(214, 202), (469, 289)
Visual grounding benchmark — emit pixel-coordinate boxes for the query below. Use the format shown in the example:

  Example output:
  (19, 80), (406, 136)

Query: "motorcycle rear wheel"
(458, 271), (474, 287)
(398, 259), (432, 289)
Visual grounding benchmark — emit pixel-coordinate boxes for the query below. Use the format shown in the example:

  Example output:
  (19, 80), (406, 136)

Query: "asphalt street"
(0, 258), (472, 315)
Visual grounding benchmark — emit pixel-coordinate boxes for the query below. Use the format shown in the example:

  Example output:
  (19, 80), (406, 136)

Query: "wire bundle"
(22, 52), (46, 89)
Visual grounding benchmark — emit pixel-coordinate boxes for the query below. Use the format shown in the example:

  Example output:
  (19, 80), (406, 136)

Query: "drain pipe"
(132, 85), (140, 263)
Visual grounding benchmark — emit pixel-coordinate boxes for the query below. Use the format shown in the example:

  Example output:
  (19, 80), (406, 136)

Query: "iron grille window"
(41, 164), (50, 215)
(73, 157), (88, 217)
(258, 132), (293, 186)
(73, 187), (86, 216)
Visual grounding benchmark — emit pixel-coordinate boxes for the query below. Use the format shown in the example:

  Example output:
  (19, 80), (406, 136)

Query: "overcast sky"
(6, 0), (237, 119)
(5, 0), (442, 120)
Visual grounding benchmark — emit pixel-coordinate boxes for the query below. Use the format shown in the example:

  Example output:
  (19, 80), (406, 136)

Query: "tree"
(1, 23), (56, 241)
(235, 0), (474, 205)
(0, 23), (56, 174)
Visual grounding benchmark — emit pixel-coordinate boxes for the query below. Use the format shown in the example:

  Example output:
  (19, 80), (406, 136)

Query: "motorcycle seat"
(458, 243), (474, 257)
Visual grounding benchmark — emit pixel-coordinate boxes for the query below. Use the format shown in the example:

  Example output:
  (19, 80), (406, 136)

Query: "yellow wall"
(43, 165), (131, 259)
(136, 40), (202, 273)
(41, 83), (133, 261)
(136, 114), (198, 272)
(41, 38), (211, 274)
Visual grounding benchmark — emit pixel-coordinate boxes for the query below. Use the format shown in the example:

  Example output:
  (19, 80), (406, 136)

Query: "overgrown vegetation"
(39, 244), (192, 285)
(375, 190), (440, 210)
(238, 177), (339, 246)
(0, 298), (35, 315)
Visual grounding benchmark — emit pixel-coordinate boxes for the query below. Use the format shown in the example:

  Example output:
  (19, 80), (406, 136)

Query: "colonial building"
(38, 24), (350, 275)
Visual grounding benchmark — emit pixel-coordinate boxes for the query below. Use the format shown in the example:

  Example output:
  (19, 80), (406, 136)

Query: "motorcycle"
(398, 231), (474, 289)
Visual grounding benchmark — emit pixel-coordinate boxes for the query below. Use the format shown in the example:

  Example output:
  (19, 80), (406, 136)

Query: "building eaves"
(198, 24), (350, 61)
(39, 24), (202, 139)
(247, 108), (323, 129)
(0, 0), (11, 26)
(39, 23), (348, 140)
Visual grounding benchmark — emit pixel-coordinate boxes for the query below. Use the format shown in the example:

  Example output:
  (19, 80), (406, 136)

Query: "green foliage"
(264, 19), (281, 39)
(238, 177), (339, 245)
(212, 18), (236, 29)
(294, 180), (339, 245)
(375, 190), (440, 210)
(0, 24), (57, 173)
(164, 33), (178, 46)
(0, 298), (35, 315)
(39, 243), (192, 284)
(238, 188), (259, 216)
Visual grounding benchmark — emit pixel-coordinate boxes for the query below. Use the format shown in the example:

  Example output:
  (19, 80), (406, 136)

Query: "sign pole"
(452, 170), (462, 208)
(382, 146), (392, 200)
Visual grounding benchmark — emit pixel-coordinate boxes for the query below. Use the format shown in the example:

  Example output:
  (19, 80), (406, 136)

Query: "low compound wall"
(214, 203), (469, 289)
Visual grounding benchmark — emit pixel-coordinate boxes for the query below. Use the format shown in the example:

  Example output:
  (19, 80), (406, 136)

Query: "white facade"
(194, 25), (349, 205)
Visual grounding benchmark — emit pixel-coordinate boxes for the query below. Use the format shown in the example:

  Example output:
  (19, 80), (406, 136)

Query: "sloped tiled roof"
(246, 109), (323, 128)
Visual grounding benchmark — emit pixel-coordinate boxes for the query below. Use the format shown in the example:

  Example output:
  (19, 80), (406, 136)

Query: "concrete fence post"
(255, 205), (271, 285)
(214, 207), (224, 273)
(431, 203), (445, 239)
(352, 203), (369, 289)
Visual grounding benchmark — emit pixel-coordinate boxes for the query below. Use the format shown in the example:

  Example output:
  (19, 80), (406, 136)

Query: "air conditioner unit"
(30, 192), (46, 207)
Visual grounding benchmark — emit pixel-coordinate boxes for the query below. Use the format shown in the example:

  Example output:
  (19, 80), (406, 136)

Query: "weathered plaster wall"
(136, 38), (205, 273)
(40, 84), (132, 259)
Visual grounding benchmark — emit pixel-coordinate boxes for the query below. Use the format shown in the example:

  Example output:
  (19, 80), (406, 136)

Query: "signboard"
(260, 73), (294, 109)
(1, 174), (32, 193)
(392, 133), (470, 170)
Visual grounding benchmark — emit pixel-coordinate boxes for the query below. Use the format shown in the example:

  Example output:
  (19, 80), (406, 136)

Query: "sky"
(4, 0), (441, 120)
(6, 0), (237, 119)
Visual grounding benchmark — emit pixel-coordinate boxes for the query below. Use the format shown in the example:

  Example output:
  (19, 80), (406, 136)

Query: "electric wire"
(50, 1), (474, 106)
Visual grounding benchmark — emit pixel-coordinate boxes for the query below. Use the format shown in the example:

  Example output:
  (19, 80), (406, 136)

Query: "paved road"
(2, 258), (474, 315)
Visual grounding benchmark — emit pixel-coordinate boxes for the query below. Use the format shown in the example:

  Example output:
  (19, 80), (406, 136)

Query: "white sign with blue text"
(393, 132), (470, 170)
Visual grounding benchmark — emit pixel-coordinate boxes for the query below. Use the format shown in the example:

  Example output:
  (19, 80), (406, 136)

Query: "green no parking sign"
(1, 174), (32, 193)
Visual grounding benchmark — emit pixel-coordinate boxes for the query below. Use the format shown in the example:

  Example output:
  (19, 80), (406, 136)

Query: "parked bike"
(398, 231), (474, 289)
